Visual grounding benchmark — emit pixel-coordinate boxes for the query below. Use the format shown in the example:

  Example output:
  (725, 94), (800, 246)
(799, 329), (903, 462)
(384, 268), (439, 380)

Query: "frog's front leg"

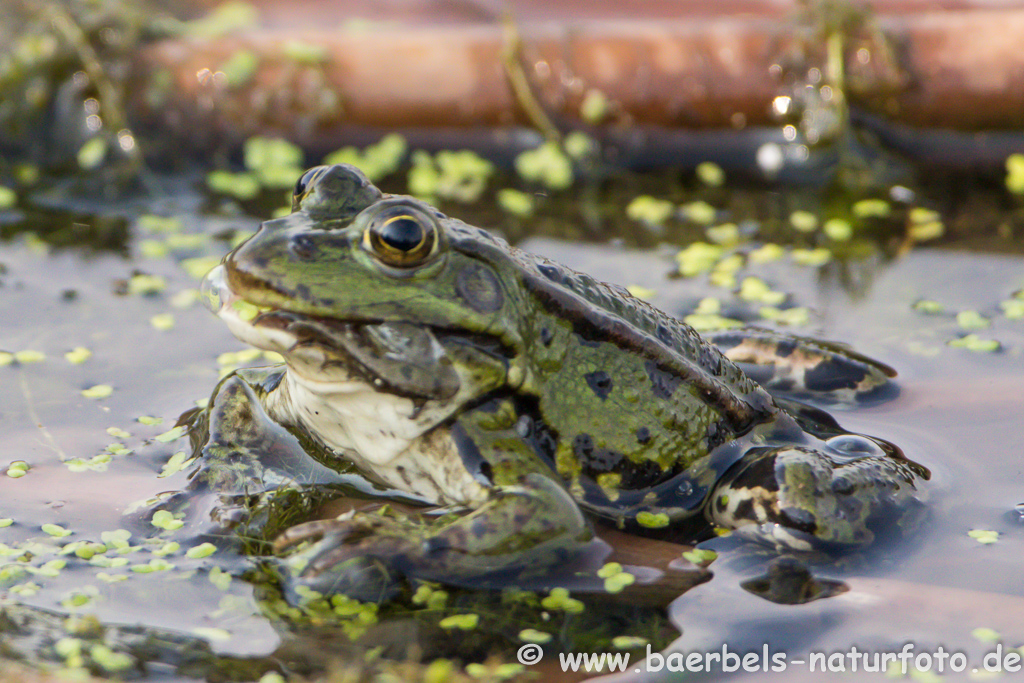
(273, 401), (597, 596)
(145, 369), (352, 544)
(706, 441), (929, 552)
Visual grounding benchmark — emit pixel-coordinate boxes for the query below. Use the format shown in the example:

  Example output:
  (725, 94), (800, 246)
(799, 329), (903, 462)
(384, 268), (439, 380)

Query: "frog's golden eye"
(364, 208), (438, 267)
(291, 166), (327, 211)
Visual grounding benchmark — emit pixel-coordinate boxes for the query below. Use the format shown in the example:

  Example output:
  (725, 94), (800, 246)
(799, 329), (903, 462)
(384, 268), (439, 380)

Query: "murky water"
(0, 172), (1022, 681)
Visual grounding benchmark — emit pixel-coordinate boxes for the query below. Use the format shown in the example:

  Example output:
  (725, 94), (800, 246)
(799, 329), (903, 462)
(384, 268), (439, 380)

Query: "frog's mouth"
(201, 265), (463, 401)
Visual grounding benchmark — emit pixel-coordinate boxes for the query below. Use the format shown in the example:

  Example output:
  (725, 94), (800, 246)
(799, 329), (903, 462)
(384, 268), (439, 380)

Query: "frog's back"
(447, 221), (780, 521)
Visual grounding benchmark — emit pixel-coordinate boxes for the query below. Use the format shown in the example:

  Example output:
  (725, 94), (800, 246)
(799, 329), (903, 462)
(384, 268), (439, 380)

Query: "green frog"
(179, 163), (927, 597)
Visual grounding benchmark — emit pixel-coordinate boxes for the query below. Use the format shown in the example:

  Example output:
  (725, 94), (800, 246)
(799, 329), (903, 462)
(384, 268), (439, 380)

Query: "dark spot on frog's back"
(572, 434), (623, 472)
(655, 324), (674, 346)
(803, 358), (862, 392)
(584, 371), (613, 400)
(645, 360), (682, 400)
(456, 264), (504, 313)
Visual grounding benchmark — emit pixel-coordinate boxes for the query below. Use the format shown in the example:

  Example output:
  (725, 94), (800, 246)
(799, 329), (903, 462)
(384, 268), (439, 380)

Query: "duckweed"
(81, 385), (113, 399)
(137, 215), (183, 233)
(154, 426), (186, 443)
(789, 210), (819, 233)
(748, 243), (786, 263)
(1001, 299), (1024, 319)
(675, 242), (723, 277)
(760, 306), (811, 326)
(127, 274), (166, 296)
(968, 529), (999, 544)
(823, 218), (853, 241)
(518, 628), (552, 643)
(7, 461), (29, 478)
(209, 566), (232, 590)
(739, 277), (786, 305)
(541, 588), (584, 614)
(439, 613), (479, 630)
(790, 247), (832, 266)
(150, 510), (184, 531)
(159, 451), (194, 478)
(603, 572), (636, 593)
(971, 627), (1001, 643)
(77, 137), (107, 170)
(186, 543), (217, 559)
(626, 195), (674, 226)
(495, 188), (534, 218)
(696, 162), (725, 187)
(636, 511), (670, 528)
(956, 311), (990, 330)
(13, 349), (46, 363)
(0, 185), (16, 208)
(680, 200), (717, 225)
(682, 548), (718, 565)
(206, 171), (260, 200)
(908, 207), (945, 241)
(580, 88), (610, 123)
(514, 141), (573, 190)
(612, 636), (649, 649)
(852, 198), (892, 218)
(150, 314), (175, 331)
(913, 300), (944, 314)
(706, 223), (740, 245)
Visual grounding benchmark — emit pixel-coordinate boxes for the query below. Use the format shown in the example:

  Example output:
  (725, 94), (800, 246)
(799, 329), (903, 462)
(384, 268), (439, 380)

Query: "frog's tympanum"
(180, 164), (928, 598)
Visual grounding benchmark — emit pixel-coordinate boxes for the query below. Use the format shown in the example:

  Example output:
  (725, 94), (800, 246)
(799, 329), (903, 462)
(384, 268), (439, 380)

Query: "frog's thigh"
(704, 328), (895, 403)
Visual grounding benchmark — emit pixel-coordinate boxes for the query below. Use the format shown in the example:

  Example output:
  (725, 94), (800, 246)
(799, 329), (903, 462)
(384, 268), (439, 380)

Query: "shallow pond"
(0, 167), (1022, 682)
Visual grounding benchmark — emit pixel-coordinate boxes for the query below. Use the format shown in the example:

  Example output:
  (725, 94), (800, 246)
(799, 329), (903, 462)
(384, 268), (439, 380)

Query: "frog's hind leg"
(705, 445), (928, 552)
(704, 328), (897, 406)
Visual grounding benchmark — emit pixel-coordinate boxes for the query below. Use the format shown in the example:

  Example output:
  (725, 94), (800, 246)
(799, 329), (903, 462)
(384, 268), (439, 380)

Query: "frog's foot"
(704, 328), (897, 406)
(273, 511), (419, 600)
(706, 441), (928, 552)
(273, 474), (595, 598)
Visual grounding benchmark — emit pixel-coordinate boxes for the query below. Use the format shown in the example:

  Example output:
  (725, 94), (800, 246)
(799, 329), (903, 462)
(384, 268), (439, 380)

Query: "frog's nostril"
(291, 234), (318, 259)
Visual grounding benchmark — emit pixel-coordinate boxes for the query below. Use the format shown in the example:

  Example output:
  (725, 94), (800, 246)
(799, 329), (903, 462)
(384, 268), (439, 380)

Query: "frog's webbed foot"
(707, 441), (928, 553)
(273, 473), (595, 599)
(704, 328), (897, 406)
(272, 512), (419, 601)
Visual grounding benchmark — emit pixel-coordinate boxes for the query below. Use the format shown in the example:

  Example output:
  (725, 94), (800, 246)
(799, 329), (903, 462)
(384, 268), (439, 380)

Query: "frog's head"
(202, 164), (526, 399)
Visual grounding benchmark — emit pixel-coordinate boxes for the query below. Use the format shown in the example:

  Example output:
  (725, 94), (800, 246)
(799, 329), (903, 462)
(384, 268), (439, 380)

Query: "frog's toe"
(273, 510), (391, 552)
(275, 514), (415, 600)
(281, 554), (401, 603)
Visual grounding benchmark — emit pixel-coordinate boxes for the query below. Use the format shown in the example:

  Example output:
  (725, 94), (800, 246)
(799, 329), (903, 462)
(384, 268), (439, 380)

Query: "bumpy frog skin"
(185, 164), (928, 596)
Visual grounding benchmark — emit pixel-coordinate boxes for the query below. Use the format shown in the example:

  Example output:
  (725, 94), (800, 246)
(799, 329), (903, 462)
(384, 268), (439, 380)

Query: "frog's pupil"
(380, 216), (423, 252)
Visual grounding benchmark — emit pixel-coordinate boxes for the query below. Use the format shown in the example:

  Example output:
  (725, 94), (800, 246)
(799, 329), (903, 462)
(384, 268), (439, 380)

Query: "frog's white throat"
(261, 341), (488, 506)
